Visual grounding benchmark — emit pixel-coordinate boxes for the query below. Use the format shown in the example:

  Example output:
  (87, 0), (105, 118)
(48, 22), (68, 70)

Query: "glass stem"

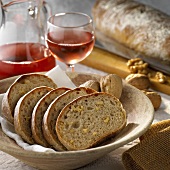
(67, 64), (75, 72)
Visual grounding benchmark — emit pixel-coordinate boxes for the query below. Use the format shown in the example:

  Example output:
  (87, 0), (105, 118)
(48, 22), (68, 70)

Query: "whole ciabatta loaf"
(31, 87), (70, 147)
(14, 86), (53, 144)
(2, 74), (57, 124)
(42, 87), (96, 151)
(92, 0), (170, 62)
(56, 92), (126, 151)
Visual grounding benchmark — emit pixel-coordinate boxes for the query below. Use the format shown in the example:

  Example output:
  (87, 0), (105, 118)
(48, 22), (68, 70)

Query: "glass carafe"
(0, 0), (56, 80)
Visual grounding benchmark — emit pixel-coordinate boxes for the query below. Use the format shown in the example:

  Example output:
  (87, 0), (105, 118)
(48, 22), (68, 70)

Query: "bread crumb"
(93, 132), (97, 136)
(96, 101), (104, 105)
(104, 117), (110, 123)
(82, 129), (88, 133)
(70, 140), (74, 144)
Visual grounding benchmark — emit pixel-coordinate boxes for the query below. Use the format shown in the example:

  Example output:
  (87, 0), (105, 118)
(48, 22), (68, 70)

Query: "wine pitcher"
(0, 0), (56, 80)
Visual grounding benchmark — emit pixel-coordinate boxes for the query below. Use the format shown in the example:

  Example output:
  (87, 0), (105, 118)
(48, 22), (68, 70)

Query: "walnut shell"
(142, 90), (162, 110)
(79, 80), (100, 92)
(100, 74), (123, 99)
(125, 73), (150, 90)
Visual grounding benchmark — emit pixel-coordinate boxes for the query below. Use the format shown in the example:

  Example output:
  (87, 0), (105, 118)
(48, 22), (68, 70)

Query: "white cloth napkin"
(46, 65), (76, 88)
(0, 66), (76, 152)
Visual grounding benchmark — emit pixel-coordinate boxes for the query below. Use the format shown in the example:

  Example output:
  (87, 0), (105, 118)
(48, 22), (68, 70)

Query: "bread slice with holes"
(42, 87), (96, 151)
(2, 74), (57, 124)
(56, 92), (126, 151)
(14, 86), (53, 144)
(31, 87), (70, 147)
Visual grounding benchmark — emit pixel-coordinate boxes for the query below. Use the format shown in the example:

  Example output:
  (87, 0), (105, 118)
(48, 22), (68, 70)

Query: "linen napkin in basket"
(122, 119), (170, 170)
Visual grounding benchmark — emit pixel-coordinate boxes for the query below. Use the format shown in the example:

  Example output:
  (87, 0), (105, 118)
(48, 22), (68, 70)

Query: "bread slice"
(31, 87), (70, 147)
(14, 86), (53, 144)
(2, 73), (57, 124)
(42, 87), (96, 151)
(56, 92), (126, 151)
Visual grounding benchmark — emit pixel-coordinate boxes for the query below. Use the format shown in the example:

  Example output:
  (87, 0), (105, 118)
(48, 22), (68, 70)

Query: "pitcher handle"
(0, 1), (5, 29)
(43, 0), (52, 18)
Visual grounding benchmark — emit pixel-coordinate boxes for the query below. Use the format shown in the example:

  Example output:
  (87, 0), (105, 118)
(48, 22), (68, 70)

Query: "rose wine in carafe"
(0, 43), (56, 80)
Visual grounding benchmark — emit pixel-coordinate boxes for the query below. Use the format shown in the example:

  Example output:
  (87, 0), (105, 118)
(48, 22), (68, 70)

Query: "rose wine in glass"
(46, 12), (95, 71)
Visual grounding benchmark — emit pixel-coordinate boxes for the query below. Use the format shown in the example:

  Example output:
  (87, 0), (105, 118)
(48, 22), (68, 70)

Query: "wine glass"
(46, 12), (95, 72)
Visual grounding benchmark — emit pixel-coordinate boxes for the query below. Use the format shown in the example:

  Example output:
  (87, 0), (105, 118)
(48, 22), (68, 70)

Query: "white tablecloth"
(0, 62), (169, 170)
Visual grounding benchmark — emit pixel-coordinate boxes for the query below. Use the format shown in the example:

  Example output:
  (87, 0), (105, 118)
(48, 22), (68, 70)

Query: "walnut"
(142, 90), (162, 110)
(127, 58), (149, 74)
(155, 72), (167, 83)
(125, 73), (150, 90)
(79, 80), (100, 92)
(100, 74), (123, 99)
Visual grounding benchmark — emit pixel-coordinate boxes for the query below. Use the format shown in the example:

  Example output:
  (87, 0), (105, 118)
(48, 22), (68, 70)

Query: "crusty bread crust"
(56, 92), (126, 151)
(93, 0), (170, 61)
(42, 87), (96, 151)
(31, 87), (70, 147)
(1, 73), (57, 124)
(14, 86), (53, 144)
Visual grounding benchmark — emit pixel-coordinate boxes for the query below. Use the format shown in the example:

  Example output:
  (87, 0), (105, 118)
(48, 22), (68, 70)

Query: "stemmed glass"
(46, 12), (95, 72)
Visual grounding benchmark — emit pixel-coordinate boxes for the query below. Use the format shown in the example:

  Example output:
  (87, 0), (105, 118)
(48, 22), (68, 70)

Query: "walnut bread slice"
(56, 92), (126, 151)
(2, 73), (57, 124)
(42, 87), (96, 151)
(14, 86), (53, 144)
(31, 87), (70, 147)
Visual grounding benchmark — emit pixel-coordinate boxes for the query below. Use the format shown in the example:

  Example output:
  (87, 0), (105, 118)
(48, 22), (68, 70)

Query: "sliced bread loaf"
(14, 86), (53, 144)
(31, 87), (70, 147)
(56, 92), (126, 151)
(2, 73), (57, 124)
(42, 87), (96, 151)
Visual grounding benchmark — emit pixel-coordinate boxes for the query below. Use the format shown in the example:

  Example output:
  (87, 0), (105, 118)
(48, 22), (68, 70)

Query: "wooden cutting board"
(80, 46), (170, 95)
